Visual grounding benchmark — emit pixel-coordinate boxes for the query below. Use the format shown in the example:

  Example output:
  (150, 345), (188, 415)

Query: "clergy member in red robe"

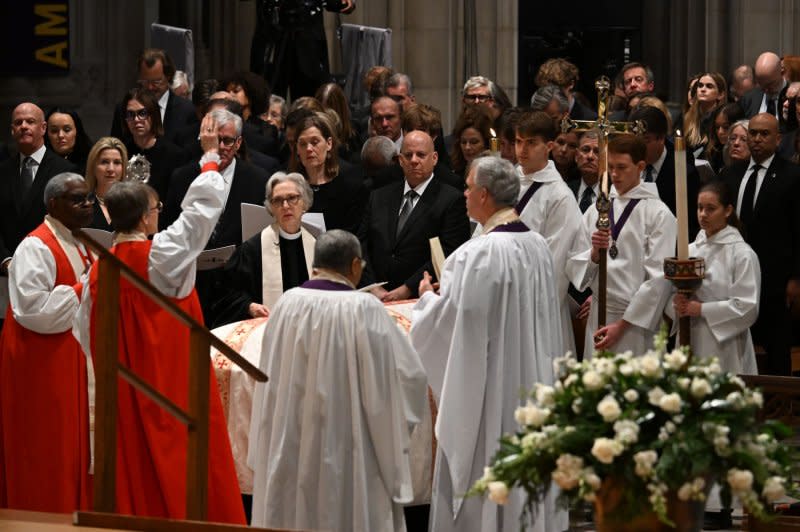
(0, 172), (94, 512)
(73, 111), (245, 524)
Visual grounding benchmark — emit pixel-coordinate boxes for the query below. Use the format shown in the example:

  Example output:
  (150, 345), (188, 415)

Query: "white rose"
(640, 354), (662, 377)
(624, 389), (639, 402)
(481, 466), (495, 482)
(584, 468), (602, 490)
(619, 362), (635, 376)
(763, 476), (786, 502)
(730, 375), (746, 389)
(708, 361), (721, 374)
(634, 450), (658, 478)
(521, 431), (546, 451)
(613, 419), (640, 445)
(564, 374), (578, 388)
(727, 469), (754, 493)
(591, 437), (623, 464)
(648, 386), (665, 406)
(677, 481), (694, 501)
(726, 391), (743, 408)
(594, 358), (616, 376)
(552, 454), (583, 490)
(535, 385), (556, 407)
(487, 481), (509, 505)
(659, 393), (683, 414)
(677, 377), (690, 390)
(524, 403), (551, 427)
(664, 349), (688, 370)
(690, 377), (712, 399)
(749, 391), (764, 408)
(582, 370), (603, 390)
(514, 405), (526, 426)
(597, 395), (622, 422)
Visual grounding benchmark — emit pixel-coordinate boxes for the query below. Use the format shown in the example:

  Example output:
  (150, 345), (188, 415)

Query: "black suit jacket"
(111, 90), (198, 145)
(653, 139), (702, 240)
(164, 158), (268, 247)
(359, 178), (470, 295)
(570, 100), (597, 121)
(0, 149), (76, 259)
(739, 84), (788, 124)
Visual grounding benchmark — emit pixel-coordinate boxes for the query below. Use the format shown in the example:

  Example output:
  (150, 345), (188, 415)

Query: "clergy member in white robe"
(411, 156), (568, 532)
(514, 111), (581, 356)
(566, 134), (676, 359)
(668, 182), (760, 373)
(248, 229), (428, 532)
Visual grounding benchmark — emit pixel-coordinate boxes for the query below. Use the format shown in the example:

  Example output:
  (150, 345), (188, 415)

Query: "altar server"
(411, 155), (567, 532)
(0, 172), (93, 512)
(669, 181), (760, 373)
(248, 229), (427, 532)
(566, 134), (676, 358)
(73, 114), (245, 524)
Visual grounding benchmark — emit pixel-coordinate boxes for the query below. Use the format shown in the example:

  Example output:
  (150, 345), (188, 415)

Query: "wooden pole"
(596, 133), (610, 328)
(186, 327), (210, 521)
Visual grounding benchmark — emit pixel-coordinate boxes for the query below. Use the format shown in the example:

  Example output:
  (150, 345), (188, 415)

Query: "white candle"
(674, 131), (689, 260)
(489, 128), (498, 153)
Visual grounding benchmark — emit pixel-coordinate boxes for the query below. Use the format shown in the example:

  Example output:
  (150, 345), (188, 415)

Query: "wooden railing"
(71, 228), (269, 531)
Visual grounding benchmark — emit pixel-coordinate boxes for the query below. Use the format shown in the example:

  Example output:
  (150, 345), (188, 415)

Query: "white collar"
(113, 231), (148, 245)
(610, 181), (661, 201)
(278, 226), (302, 240)
(403, 173), (434, 196)
(21, 144), (46, 165)
(158, 90), (169, 110)
(695, 225), (743, 246)
(310, 269), (356, 289)
(748, 154), (775, 172)
(517, 160), (561, 184)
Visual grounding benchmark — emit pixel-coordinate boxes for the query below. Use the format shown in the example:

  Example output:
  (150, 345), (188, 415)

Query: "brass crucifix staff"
(561, 76), (645, 330)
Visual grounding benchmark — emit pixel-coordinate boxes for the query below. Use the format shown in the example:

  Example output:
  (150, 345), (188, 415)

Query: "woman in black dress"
(85, 137), (128, 231)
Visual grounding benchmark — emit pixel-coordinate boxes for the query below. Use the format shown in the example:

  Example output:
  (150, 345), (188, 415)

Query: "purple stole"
(489, 220), (530, 233)
(514, 181), (544, 214)
(300, 279), (354, 291)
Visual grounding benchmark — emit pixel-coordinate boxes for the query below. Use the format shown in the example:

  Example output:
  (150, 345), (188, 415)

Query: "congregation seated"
(221, 71), (280, 157)
(213, 172), (316, 326)
(450, 106), (492, 183)
(45, 107), (92, 176)
(85, 136), (129, 231)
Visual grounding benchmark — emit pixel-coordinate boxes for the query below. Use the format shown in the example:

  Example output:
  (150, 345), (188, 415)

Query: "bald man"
(359, 130), (471, 300)
(722, 113), (800, 375)
(740, 52), (788, 120)
(0, 103), (76, 275)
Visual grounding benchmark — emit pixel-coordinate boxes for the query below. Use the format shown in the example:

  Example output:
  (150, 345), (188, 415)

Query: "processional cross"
(561, 77), (645, 330)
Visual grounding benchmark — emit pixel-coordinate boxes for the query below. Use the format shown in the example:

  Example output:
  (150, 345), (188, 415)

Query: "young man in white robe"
(514, 110), (582, 356)
(566, 134), (676, 359)
(248, 229), (428, 532)
(411, 156), (568, 532)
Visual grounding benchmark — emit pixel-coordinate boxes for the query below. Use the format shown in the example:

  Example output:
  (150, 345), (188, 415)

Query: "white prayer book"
(197, 245), (235, 271)
(82, 228), (113, 249)
(241, 203), (326, 241)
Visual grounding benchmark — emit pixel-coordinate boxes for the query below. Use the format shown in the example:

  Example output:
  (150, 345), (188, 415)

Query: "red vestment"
(0, 223), (92, 512)
(88, 240), (245, 524)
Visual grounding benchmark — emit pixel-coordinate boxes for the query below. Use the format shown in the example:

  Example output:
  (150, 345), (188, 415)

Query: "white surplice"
(666, 226), (760, 374)
(566, 182), (676, 359)
(517, 161), (582, 355)
(247, 283), (428, 532)
(410, 219), (568, 532)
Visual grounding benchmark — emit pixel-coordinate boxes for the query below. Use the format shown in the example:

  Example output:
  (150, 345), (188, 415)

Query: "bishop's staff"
(561, 76), (645, 330)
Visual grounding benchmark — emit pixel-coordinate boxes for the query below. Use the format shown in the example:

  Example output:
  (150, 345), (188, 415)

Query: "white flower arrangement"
(469, 330), (798, 528)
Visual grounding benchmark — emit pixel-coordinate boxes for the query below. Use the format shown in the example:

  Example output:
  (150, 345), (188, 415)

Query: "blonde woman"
(85, 137), (128, 230)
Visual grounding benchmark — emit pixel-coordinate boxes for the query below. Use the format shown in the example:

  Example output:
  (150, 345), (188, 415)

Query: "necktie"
(766, 98), (777, 118)
(19, 157), (34, 199)
(396, 190), (418, 236)
(579, 186), (594, 213)
(644, 164), (655, 182)
(739, 164), (761, 228)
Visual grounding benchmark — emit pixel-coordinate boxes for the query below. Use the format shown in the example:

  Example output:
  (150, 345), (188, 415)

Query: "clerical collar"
(278, 227), (302, 240)
(481, 207), (521, 235)
(310, 269), (356, 289)
(113, 231), (148, 244)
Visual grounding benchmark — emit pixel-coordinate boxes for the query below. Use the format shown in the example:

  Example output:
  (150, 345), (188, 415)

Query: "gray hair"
(386, 72), (414, 95)
(265, 172), (313, 215)
(312, 229), (362, 275)
(171, 70), (191, 92)
(44, 172), (85, 205)
(470, 156), (520, 207)
(530, 85), (569, 113)
(269, 94), (287, 119)
(361, 135), (396, 165)
(729, 119), (750, 137)
(209, 108), (242, 136)
(462, 75), (491, 96)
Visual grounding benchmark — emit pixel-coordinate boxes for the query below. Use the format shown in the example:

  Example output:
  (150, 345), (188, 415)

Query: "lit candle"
(490, 128), (499, 153)
(598, 134), (608, 196)
(674, 131), (689, 260)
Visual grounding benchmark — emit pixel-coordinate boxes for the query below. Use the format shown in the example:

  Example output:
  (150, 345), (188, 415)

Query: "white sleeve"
(9, 237), (79, 333)
(149, 155), (226, 297)
(543, 191), (582, 297)
(701, 245), (761, 343)
(565, 208), (599, 291)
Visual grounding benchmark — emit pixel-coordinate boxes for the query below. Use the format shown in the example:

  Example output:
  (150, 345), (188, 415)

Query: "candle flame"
(490, 128), (497, 138)
(676, 129), (682, 137)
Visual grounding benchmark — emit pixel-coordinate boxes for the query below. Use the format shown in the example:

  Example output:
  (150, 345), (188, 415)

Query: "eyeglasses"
(219, 136), (240, 147)
(149, 201), (163, 213)
(125, 109), (149, 121)
(463, 94), (492, 103)
(137, 78), (167, 88)
(65, 193), (96, 206)
(269, 194), (302, 207)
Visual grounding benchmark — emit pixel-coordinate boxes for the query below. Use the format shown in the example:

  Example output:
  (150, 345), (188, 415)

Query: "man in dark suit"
(359, 131), (471, 301)
(110, 48), (198, 145)
(722, 113), (800, 375)
(566, 131), (601, 214)
(164, 109), (269, 324)
(629, 105), (702, 239)
(0, 102), (76, 274)
(739, 52), (788, 122)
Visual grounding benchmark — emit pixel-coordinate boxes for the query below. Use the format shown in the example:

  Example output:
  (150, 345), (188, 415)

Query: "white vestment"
(566, 183), (676, 359)
(517, 161), (582, 355)
(666, 226), (760, 374)
(410, 219), (568, 532)
(247, 283), (428, 532)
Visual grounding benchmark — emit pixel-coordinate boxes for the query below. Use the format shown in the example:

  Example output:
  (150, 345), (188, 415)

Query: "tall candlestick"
(674, 131), (689, 260)
(490, 128), (498, 153)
